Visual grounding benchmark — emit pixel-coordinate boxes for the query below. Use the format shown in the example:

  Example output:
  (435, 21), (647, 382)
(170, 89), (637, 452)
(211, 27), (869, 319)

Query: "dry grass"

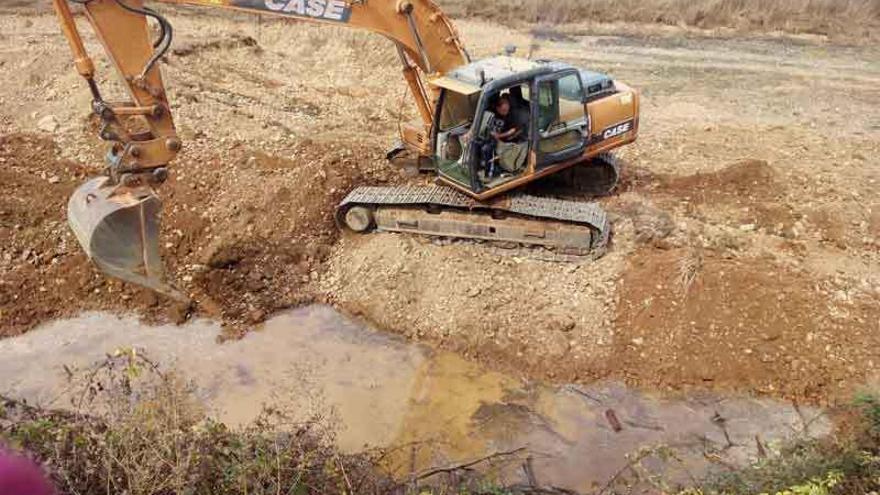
(439, 0), (880, 40)
(5, 0), (878, 40)
(676, 249), (703, 297)
(0, 352), (563, 494)
(0, 351), (392, 495)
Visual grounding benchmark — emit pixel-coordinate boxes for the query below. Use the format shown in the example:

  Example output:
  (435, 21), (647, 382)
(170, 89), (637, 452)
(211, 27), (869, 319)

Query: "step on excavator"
(51, 0), (640, 301)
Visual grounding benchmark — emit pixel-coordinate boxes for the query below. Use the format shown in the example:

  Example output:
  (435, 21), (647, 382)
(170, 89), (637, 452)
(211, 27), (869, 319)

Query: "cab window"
(439, 90), (479, 131)
(559, 74), (583, 101)
(536, 73), (587, 156)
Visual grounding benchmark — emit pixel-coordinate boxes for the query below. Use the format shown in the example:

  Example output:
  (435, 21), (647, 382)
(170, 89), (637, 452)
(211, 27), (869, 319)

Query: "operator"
(490, 95), (528, 173)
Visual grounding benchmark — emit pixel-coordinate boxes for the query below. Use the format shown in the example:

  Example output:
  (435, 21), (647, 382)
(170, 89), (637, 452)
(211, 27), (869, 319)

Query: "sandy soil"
(1, 4), (878, 404)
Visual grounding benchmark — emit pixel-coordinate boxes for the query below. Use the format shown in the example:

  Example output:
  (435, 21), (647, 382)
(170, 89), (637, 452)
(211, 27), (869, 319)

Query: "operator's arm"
(491, 127), (519, 141)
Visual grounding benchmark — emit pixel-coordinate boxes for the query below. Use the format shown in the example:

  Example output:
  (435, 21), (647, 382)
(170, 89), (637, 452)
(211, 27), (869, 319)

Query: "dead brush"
(0, 350), (391, 495)
(440, 0), (880, 40)
(676, 249), (703, 296)
(0, 353), (574, 494)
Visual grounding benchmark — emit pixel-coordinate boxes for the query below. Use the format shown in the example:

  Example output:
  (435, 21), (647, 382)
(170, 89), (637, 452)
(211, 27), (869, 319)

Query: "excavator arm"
(51, 0), (468, 299)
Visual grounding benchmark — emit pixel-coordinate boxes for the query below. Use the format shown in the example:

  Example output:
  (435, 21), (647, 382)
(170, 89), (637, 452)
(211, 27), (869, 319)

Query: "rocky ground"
(0, 3), (878, 405)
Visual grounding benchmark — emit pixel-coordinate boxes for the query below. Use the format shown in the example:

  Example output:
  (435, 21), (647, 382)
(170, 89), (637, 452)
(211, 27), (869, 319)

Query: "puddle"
(0, 306), (830, 491)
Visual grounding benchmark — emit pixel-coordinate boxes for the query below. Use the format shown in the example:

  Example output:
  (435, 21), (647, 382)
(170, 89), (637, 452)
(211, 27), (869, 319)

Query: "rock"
(248, 309), (266, 324)
(47, 176), (60, 184)
(37, 115), (59, 133)
(168, 301), (193, 325)
(135, 290), (159, 308)
(550, 315), (576, 333)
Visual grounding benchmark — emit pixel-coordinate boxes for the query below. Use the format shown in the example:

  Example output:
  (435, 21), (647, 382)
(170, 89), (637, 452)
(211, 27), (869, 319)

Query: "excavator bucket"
(67, 177), (187, 302)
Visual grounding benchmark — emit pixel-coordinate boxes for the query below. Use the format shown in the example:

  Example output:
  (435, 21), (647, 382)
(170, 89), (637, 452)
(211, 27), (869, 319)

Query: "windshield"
(439, 89), (480, 131)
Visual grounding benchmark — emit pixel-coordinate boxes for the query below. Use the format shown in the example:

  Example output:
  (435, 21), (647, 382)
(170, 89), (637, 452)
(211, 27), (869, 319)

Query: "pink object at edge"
(0, 450), (55, 495)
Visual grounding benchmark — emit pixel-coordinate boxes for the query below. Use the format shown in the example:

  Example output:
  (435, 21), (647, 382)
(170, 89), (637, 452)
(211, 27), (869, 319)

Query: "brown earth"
(0, 134), (101, 335)
(0, 132), (393, 336)
(613, 248), (878, 404)
(1, 4), (879, 404)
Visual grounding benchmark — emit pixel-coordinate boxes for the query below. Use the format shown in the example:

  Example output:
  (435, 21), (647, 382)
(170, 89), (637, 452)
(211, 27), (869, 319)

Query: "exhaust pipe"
(67, 177), (188, 302)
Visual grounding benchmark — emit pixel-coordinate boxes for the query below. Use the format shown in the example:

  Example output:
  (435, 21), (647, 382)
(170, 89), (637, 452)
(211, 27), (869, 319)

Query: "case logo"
(601, 120), (633, 140)
(242, 0), (351, 22)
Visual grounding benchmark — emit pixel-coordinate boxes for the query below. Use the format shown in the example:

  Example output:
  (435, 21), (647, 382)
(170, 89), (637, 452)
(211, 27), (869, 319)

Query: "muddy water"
(0, 306), (830, 491)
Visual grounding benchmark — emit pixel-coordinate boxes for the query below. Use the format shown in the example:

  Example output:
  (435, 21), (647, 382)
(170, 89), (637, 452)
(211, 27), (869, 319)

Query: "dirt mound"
(0, 133), (395, 336)
(167, 140), (394, 331)
(321, 233), (629, 383)
(657, 159), (778, 199)
(0, 134), (117, 336)
(640, 159), (801, 239)
(642, 159), (786, 216)
(612, 247), (879, 404)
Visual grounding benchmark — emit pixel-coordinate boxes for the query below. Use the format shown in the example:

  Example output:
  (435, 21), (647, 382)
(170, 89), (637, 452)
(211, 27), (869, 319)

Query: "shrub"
(689, 392), (880, 495)
(0, 350), (390, 494)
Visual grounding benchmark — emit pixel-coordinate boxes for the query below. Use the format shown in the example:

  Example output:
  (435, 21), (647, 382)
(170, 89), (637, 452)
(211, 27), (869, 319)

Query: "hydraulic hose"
(112, 0), (173, 79)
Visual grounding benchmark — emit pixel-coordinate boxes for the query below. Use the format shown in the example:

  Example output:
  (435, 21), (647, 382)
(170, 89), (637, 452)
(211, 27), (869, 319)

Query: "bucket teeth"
(67, 177), (188, 302)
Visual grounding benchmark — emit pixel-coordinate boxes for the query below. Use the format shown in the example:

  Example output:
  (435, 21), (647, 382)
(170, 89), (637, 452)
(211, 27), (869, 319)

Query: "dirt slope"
(0, 132), (393, 335)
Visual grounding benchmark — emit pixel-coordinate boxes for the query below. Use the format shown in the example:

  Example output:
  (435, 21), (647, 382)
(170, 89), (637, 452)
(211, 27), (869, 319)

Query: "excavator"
(51, 0), (640, 301)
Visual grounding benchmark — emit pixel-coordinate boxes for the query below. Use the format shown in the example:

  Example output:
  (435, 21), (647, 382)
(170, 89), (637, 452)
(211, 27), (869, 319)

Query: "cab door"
(531, 70), (590, 167)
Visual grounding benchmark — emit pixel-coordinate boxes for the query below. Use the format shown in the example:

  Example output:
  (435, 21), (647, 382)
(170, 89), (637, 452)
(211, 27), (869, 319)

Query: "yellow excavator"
(51, 0), (639, 301)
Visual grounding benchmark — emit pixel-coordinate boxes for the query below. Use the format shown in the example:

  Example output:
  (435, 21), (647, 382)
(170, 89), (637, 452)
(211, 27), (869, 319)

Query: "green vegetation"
(680, 391), (880, 495)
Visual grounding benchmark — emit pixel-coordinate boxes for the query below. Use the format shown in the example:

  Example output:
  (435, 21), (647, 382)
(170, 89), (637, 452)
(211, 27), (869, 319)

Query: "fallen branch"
(409, 447), (527, 482)
(505, 484), (580, 494)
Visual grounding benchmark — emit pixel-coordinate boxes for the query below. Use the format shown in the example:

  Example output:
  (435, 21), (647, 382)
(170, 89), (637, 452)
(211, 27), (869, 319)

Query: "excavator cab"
(430, 57), (638, 201)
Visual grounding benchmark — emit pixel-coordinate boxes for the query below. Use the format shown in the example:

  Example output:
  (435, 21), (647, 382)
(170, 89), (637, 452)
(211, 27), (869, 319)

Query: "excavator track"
(336, 185), (610, 256)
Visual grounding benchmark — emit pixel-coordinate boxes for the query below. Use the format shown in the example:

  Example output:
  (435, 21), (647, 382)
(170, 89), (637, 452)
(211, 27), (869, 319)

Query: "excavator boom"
(51, 0), (467, 300)
(51, 0), (638, 299)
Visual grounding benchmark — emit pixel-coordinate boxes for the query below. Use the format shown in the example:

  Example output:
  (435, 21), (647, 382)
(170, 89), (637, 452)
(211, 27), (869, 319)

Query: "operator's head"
(495, 95), (511, 116)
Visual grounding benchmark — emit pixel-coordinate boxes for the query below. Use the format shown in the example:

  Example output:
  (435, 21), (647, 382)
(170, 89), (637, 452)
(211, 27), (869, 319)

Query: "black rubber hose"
(143, 7), (166, 49)
(112, 0), (173, 78)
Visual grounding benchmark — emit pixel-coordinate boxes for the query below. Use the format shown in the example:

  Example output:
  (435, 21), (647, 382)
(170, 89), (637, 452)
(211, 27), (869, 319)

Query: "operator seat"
(508, 85), (530, 142)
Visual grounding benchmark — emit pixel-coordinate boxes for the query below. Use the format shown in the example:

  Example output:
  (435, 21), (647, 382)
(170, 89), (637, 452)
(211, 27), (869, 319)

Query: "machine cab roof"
(429, 56), (588, 94)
